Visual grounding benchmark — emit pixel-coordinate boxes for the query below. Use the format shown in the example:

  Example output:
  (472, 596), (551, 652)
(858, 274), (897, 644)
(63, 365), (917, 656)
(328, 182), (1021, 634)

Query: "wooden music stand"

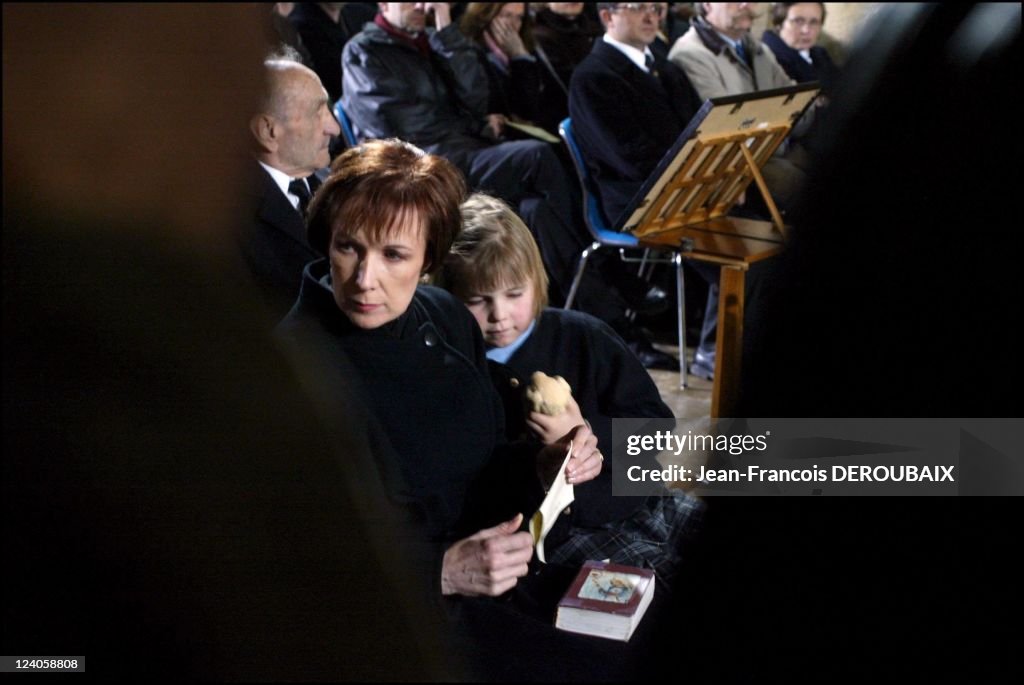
(615, 84), (819, 417)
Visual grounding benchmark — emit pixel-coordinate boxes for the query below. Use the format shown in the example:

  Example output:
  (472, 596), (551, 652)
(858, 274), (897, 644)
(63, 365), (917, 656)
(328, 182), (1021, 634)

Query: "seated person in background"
(571, 3), (702, 230)
(438, 193), (704, 585)
(530, 2), (603, 134)
(661, 2), (696, 50)
(669, 2), (793, 97)
(276, 139), (603, 601)
(268, 3), (313, 65)
(669, 2), (808, 212)
(761, 2), (840, 93)
(239, 53), (341, 325)
(288, 1), (377, 102)
(459, 3), (541, 129)
(570, 2), (720, 380)
(343, 1), (674, 369)
(649, 2), (693, 59)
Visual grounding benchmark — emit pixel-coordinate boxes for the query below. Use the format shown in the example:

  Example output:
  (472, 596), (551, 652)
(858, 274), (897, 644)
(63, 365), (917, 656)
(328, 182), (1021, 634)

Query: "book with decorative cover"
(554, 560), (655, 642)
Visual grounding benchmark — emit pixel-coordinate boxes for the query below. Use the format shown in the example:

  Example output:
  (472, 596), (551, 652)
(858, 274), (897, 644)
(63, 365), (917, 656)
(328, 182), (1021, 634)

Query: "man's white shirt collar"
(258, 160), (304, 211)
(602, 34), (655, 73)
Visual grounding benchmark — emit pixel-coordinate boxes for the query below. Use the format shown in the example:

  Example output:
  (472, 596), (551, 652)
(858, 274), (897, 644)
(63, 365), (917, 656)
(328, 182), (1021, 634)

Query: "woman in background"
(530, 2), (602, 133)
(459, 3), (542, 131)
(762, 2), (840, 93)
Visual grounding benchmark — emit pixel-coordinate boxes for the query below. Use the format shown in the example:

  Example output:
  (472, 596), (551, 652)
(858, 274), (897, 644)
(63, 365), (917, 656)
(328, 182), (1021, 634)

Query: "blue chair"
(332, 100), (358, 148)
(558, 117), (689, 388)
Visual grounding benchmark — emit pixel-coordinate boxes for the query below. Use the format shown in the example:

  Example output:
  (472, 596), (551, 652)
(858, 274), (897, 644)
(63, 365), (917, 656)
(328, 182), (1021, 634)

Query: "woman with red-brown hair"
(277, 138), (602, 600)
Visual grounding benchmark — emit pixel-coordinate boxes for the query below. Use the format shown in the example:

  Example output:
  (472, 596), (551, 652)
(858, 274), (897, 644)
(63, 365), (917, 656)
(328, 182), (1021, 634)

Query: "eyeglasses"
(613, 3), (667, 19)
(786, 17), (823, 29)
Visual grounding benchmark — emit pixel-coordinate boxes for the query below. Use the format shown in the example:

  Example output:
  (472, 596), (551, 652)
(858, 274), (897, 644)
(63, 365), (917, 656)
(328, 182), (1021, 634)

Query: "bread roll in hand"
(525, 371), (572, 416)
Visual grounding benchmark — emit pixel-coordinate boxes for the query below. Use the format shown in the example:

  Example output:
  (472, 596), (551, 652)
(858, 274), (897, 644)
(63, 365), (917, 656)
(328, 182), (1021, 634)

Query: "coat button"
(563, 506), (572, 515)
(510, 378), (520, 388)
(423, 331), (438, 347)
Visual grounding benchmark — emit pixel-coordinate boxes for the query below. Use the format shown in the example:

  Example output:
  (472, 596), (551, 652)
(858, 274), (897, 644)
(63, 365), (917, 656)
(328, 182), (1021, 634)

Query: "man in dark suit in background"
(569, 2), (722, 379)
(241, 56), (341, 324)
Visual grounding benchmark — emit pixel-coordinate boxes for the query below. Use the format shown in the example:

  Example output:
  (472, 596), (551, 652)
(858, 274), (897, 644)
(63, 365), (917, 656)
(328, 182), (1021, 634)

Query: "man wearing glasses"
(570, 3), (700, 232)
(569, 3), (728, 379)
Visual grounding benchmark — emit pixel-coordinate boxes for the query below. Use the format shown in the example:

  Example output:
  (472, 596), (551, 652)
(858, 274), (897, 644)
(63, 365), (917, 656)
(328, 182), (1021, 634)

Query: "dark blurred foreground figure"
(655, 4), (1018, 681)
(741, 2), (1019, 417)
(2, 4), (451, 679)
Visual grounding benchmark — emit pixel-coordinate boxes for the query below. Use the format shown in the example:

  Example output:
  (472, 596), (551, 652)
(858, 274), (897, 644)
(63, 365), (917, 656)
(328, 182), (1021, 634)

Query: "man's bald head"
(251, 57), (341, 177)
(259, 58), (317, 119)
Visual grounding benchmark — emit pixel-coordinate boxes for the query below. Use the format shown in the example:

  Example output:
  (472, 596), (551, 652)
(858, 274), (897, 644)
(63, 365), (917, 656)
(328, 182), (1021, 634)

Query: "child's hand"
(527, 394), (585, 445)
(536, 423), (603, 488)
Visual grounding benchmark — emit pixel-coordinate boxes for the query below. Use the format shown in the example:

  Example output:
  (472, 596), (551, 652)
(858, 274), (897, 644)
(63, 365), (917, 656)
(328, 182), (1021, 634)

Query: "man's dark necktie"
(645, 53), (659, 78)
(288, 178), (311, 216)
(735, 41), (749, 66)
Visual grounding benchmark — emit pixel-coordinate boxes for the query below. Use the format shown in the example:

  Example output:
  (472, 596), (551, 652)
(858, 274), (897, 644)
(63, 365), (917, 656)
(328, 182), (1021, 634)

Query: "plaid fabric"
(545, 491), (705, 588)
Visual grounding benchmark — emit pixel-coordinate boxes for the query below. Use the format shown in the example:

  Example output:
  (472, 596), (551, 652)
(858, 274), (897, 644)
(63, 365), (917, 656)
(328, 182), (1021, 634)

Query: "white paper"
(530, 441), (575, 563)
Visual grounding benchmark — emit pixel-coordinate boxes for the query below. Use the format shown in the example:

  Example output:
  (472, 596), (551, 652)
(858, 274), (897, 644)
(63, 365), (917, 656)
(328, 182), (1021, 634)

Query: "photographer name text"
(627, 464), (956, 484)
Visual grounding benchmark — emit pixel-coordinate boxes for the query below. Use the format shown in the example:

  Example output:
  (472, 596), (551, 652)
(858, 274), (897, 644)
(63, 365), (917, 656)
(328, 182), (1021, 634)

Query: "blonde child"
(439, 193), (703, 583)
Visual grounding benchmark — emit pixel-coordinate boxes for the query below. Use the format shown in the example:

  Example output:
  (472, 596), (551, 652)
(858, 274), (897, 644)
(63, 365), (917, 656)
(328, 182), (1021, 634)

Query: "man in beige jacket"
(668, 3), (793, 97)
(669, 3), (806, 212)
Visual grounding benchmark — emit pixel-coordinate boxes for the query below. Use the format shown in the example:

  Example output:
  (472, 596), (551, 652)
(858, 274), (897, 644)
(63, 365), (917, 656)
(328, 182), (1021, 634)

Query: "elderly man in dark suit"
(569, 2), (722, 380)
(240, 56), (340, 324)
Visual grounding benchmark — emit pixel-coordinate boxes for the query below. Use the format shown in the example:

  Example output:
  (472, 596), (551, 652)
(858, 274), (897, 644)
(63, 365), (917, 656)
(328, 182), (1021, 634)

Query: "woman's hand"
(527, 394), (585, 446)
(537, 423), (603, 489)
(487, 16), (527, 58)
(441, 513), (534, 596)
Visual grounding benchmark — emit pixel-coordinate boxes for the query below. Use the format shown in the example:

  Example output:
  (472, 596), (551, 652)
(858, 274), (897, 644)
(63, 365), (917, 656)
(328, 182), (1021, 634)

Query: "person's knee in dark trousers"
(462, 140), (591, 295)
(463, 140), (662, 355)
